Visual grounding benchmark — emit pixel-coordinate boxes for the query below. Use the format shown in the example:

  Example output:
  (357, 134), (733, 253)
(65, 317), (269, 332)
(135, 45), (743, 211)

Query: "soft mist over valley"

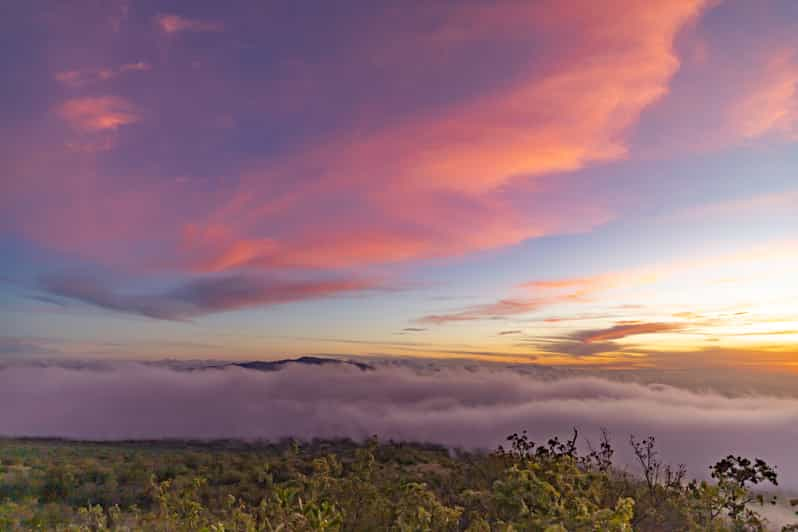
(2, 359), (797, 491)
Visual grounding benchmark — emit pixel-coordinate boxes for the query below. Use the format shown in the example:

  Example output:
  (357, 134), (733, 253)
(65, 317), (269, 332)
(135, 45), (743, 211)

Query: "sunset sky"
(2, 0), (796, 373)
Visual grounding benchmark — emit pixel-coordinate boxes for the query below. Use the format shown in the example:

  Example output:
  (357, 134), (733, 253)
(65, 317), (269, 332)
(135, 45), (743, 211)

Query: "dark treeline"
(1, 432), (796, 531)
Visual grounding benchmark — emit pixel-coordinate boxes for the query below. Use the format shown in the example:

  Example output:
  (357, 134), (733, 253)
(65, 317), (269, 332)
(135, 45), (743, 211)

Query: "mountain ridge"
(210, 356), (373, 372)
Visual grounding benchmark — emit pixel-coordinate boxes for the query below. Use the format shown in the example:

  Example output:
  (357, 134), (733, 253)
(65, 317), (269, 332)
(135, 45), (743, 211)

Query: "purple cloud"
(40, 273), (374, 320)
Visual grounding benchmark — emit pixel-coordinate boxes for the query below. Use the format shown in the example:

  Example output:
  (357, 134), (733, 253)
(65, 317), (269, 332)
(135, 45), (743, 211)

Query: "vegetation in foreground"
(1, 431), (796, 531)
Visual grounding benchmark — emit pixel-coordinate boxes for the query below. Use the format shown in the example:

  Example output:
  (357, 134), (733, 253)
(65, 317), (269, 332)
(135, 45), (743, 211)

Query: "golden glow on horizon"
(402, 241), (798, 371)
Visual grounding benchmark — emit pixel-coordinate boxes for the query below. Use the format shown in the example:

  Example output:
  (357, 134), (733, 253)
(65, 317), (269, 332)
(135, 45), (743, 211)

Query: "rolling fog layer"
(1, 363), (797, 489)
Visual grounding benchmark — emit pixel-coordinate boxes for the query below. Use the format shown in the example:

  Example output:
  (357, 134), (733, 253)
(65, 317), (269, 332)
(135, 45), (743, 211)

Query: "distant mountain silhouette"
(212, 356), (373, 372)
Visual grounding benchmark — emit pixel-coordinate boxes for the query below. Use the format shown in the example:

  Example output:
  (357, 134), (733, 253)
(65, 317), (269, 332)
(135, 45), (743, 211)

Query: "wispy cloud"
(727, 49), (798, 140)
(576, 322), (686, 343)
(527, 338), (625, 359)
(633, 8), (798, 154)
(55, 62), (151, 87)
(41, 273), (375, 320)
(57, 96), (140, 132)
(418, 299), (545, 324)
(671, 188), (798, 222)
(523, 277), (610, 291)
(513, 321), (685, 360)
(155, 14), (224, 34)
(418, 276), (614, 324)
(420, 241), (798, 327)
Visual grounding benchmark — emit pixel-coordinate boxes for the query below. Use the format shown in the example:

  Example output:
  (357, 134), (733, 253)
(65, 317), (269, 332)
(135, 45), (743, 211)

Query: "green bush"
(0, 434), (794, 531)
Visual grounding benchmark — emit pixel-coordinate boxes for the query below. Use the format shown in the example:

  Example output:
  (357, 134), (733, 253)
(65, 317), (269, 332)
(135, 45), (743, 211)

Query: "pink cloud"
(57, 96), (140, 132)
(417, 271), (638, 325)
(0, 147), (215, 271)
(416, 276), (616, 324)
(7, 1), (714, 290)
(632, 4), (798, 155)
(419, 299), (546, 325)
(308, 0), (704, 196)
(13, 1), (798, 326)
(55, 62), (151, 87)
(119, 61), (150, 73)
(728, 50), (798, 140)
(173, 0), (708, 272)
(155, 14), (224, 34)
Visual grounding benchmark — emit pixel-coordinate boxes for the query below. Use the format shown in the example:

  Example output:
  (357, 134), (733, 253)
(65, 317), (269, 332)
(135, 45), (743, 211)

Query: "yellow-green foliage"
(0, 434), (794, 531)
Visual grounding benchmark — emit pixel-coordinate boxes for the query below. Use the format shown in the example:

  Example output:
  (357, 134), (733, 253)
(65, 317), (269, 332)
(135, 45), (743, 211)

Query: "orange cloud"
(316, 0), (707, 194)
(57, 96), (140, 132)
(418, 240), (798, 326)
(520, 275), (627, 300)
(417, 272), (634, 325)
(524, 278), (604, 290)
(156, 14), (223, 34)
(578, 322), (685, 343)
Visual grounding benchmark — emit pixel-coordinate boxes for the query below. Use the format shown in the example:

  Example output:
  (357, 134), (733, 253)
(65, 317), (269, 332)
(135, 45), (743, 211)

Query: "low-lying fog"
(2, 360), (796, 492)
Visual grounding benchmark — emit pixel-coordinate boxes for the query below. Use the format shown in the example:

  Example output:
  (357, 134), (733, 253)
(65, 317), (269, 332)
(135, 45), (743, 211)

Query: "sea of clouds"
(2, 361), (797, 492)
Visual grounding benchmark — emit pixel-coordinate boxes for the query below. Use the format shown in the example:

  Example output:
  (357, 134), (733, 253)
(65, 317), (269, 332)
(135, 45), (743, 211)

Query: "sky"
(1, 0), (797, 374)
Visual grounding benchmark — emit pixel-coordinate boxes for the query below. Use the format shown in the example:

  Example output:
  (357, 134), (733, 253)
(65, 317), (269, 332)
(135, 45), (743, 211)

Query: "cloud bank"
(1, 363), (796, 489)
